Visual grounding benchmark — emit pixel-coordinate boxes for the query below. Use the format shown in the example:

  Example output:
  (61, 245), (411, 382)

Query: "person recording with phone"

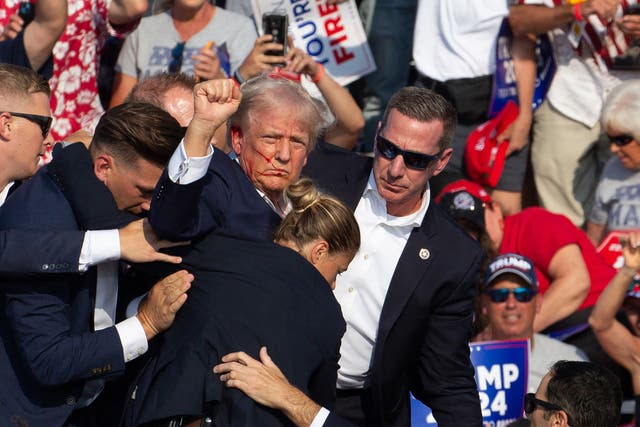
(0, 0), (67, 78)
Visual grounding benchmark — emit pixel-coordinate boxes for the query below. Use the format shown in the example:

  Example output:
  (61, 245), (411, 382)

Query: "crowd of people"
(1, 0), (640, 426)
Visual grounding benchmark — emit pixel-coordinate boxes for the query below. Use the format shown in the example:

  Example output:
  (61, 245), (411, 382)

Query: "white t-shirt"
(522, 0), (634, 127)
(412, 0), (509, 81)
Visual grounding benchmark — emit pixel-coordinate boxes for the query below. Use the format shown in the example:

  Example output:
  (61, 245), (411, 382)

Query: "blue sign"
(411, 340), (529, 426)
(489, 18), (556, 118)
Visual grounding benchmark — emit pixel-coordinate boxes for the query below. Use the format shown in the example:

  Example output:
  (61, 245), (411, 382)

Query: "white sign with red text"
(250, 0), (376, 86)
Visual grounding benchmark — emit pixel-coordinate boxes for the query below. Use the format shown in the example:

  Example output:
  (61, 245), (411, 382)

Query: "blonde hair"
(274, 178), (360, 257)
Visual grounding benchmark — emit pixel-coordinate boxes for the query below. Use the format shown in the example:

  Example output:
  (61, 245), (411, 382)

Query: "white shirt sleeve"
(309, 407), (330, 427)
(78, 230), (120, 272)
(115, 316), (148, 363)
(167, 140), (214, 184)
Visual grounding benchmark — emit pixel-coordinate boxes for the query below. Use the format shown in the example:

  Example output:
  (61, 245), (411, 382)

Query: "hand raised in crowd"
(617, 14), (640, 38)
(237, 34), (287, 81)
(0, 14), (24, 41)
(621, 231), (640, 273)
(582, 0), (621, 22)
(192, 42), (226, 82)
(136, 269), (193, 340)
(214, 347), (321, 425)
(119, 218), (187, 265)
(497, 110), (532, 156)
(284, 45), (320, 79)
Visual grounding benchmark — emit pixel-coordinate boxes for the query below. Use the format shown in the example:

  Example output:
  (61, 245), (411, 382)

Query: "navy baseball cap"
(484, 253), (538, 291)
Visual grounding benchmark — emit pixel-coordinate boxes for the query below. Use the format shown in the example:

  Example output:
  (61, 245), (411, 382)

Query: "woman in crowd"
(587, 80), (640, 246)
(109, 0), (256, 107)
(121, 178), (360, 427)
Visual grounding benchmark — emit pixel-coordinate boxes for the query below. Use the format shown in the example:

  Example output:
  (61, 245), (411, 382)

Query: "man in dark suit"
(216, 87), (483, 427)
(0, 103), (193, 426)
(147, 76), (331, 242)
(0, 64), (183, 274)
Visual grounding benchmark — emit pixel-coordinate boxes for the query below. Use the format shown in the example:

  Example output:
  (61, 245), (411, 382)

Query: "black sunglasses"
(8, 111), (52, 138)
(524, 393), (573, 424)
(376, 132), (441, 170)
(608, 133), (635, 147)
(485, 287), (537, 303)
(168, 41), (186, 74)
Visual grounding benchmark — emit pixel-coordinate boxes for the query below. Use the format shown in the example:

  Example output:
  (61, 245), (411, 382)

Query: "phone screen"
(18, 2), (35, 26)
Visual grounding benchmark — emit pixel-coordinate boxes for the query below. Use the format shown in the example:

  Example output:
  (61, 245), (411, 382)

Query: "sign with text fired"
(251, 0), (376, 86)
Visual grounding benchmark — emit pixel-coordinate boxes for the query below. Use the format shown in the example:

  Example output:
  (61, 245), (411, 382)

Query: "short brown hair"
(90, 102), (184, 168)
(381, 86), (457, 151)
(0, 64), (50, 109)
(126, 72), (197, 109)
(274, 178), (360, 257)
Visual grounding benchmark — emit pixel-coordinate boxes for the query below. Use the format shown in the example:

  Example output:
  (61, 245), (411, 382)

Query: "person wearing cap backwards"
(480, 253), (588, 393)
(590, 230), (640, 422)
(436, 179), (616, 363)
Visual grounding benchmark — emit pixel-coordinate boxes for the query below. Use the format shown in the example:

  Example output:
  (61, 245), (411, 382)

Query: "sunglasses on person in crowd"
(484, 287), (537, 303)
(8, 112), (52, 138)
(169, 41), (186, 74)
(608, 133), (635, 147)
(375, 132), (441, 170)
(524, 393), (573, 424)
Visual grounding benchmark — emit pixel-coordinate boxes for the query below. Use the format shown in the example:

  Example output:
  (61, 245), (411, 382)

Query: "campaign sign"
(411, 340), (529, 426)
(250, 0), (376, 86)
(597, 231), (640, 283)
(489, 18), (556, 117)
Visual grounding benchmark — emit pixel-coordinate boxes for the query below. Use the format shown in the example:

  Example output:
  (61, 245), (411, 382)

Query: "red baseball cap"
(435, 179), (492, 204)
(464, 100), (519, 188)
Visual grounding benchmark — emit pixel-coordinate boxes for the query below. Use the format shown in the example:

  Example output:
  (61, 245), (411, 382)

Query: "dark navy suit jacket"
(0, 166), (131, 426)
(121, 235), (345, 427)
(303, 142), (484, 427)
(149, 148), (281, 242)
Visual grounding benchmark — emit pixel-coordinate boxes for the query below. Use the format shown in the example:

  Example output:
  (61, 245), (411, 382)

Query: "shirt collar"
(363, 171), (430, 227)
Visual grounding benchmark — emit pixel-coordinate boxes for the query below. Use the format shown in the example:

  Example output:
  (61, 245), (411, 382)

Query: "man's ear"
(549, 409), (570, 426)
(93, 153), (114, 184)
(309, 239), (329, 266)
(230, 126), (243, 156)
(432, 147), (453, 177)
(0, 112), (13, 140)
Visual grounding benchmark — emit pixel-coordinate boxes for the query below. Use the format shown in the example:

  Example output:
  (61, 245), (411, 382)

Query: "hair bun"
(286, 177), (320, 212)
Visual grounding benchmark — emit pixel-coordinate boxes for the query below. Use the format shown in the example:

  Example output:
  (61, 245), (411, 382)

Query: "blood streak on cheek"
(254, 148), (287, 176)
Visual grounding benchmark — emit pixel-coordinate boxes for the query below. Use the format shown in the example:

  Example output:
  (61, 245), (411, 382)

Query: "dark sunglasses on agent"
(524, 393), (573, 424)
(375, 132), (441, 170)
(485, 287), (537, 303)
(608, 133), (635, 147)
(7, 112), (52, 138)
(168, 41), (186, 74)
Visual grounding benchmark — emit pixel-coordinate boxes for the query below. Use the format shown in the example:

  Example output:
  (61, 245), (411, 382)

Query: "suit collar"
(375, 202), (441, 346)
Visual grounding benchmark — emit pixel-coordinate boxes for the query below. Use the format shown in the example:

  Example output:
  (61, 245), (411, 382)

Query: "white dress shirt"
(335, 172), (430, 389)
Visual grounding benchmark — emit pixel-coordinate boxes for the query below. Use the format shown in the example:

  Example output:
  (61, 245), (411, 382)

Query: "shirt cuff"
(309, 407), (330, 427)
(115, 316), (148, 363)
(79, 230), (120, 272)
(125, 293), (147, 319)
(167, 139), (214, 184)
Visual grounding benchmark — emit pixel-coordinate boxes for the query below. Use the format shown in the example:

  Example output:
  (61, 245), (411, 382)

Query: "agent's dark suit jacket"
(303, 142), (484, 427)
(121, 234), (345, 427)
(149, 148), (281, 242)
(0, 165), (133, 426)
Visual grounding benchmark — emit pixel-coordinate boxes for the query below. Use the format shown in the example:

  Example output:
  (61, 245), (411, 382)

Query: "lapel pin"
(419, 248), (430, 260)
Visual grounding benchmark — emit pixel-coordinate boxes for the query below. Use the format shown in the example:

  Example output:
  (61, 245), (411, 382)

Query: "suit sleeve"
(149, 164), (232, 241)
(411, 248), (483, 427)
(3, 276), (126, 386)
(0, 229), (84, 274)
